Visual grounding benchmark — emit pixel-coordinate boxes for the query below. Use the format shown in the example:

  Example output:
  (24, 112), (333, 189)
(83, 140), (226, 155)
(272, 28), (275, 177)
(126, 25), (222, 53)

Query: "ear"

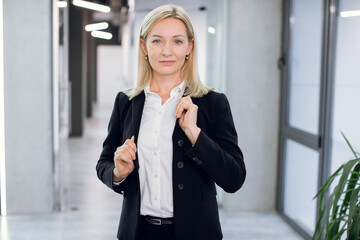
(140, 38), (148, 55)
(186, 39), (193, 55)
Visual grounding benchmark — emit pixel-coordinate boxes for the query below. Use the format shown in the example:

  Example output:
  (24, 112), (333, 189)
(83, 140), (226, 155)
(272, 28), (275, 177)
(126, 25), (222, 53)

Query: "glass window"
(284, 139), (319, 233)
(288, 0), (323, 134)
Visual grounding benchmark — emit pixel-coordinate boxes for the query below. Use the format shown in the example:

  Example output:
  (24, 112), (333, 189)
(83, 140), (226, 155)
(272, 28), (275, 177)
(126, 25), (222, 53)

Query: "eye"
(174, 40), (183, 44)
(152, 39), (161, 43)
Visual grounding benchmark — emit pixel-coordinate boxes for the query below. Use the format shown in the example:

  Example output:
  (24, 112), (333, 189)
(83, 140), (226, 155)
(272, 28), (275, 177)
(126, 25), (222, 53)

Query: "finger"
(124, 145), (135, 160)
(175, 101), (186, 118)
(125, 138), (137, 153)
(115, 148), (133, 162)
(123, 144), (136, 160)
(184, 96), (192, 103)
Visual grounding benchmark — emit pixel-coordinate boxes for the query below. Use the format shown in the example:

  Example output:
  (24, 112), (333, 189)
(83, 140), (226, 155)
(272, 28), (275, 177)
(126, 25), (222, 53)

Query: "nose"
(162, 42), (172, 56)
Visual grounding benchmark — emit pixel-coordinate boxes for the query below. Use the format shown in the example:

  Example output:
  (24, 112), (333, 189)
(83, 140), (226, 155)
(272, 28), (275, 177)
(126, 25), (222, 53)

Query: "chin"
(154, 68), (181, 76)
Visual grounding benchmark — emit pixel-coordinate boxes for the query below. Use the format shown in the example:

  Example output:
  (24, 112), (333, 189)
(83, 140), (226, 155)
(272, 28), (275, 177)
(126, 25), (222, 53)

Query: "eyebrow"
(150, 34), (185, 38)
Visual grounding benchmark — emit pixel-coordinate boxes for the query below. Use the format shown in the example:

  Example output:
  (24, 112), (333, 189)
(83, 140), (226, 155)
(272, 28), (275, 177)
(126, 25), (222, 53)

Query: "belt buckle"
(152, 218), (162, 226)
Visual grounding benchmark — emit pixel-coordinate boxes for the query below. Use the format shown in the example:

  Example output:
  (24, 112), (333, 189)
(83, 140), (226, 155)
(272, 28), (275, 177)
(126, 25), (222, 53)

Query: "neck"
(150, 72), (183, 95)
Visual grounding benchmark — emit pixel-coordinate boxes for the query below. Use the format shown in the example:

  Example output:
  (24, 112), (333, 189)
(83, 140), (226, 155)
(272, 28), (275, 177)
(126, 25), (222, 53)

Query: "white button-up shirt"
(137, 81), (186, 218)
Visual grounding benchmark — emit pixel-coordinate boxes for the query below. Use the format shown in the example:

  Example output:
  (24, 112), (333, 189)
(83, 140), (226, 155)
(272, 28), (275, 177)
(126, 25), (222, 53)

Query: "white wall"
(3, 0), (54, 214)
(97, 45), (131, 106)
(222, 0), (282, 211)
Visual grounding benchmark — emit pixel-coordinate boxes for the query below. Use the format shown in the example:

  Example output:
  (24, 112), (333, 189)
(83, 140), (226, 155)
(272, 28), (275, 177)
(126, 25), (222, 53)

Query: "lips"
(159, 60), (175, 66)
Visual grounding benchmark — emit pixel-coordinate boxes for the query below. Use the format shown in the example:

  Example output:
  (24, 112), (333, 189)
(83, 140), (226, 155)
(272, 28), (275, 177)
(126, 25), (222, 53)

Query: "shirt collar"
(144, 80), (186, 98)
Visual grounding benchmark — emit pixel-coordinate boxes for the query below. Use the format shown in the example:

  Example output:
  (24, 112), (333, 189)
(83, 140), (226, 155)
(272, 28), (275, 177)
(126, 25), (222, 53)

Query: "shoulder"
(112, 91), (132, 112)
(115, 90), (144, 103)
(195, 90), (229, 105)
(116, 91), (131, 101)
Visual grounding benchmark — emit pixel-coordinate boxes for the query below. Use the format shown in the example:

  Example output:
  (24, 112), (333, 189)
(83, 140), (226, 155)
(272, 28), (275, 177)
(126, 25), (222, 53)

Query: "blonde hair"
(125, 4), (213, 99)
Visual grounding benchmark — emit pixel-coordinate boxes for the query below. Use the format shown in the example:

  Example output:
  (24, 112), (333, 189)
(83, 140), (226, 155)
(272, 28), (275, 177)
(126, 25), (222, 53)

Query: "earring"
(145, 55), (148, 60)
(186, 55), (189, 60)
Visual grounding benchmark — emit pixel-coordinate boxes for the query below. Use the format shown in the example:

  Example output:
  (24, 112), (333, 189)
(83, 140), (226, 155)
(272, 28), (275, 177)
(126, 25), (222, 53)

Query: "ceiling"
(134, 0), (207, 12)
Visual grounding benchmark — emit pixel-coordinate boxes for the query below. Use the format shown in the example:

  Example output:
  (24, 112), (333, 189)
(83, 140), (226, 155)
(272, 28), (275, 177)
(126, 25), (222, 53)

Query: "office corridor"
(0, 105), (303, 240)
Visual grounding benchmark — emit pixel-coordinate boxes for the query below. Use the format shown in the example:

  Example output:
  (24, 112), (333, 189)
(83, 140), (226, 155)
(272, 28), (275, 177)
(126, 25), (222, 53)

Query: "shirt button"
(178, 183), (184, 190)
(192, 157), (199, 161)
(177, 161), (184, 169)
(154, 152), (157, 156)
(177, 140), (184, 147)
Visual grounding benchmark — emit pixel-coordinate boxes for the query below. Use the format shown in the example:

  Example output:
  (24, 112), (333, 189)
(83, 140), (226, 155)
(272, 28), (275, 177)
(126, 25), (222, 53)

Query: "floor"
(0, 104), (304, 240)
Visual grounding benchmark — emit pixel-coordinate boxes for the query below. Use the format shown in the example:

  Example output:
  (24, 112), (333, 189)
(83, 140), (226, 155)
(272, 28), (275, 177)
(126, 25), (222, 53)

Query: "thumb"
(131, 136), (135, 142)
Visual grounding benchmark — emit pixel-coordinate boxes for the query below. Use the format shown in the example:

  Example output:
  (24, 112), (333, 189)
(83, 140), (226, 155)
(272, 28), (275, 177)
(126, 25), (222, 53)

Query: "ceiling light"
(208, 26), (216, 34)
(85, 22), (109, 32)
(57, 1), (68, 8)
(91, 31), (112, 40)
(340, 10), (360, 18)
(72, 0), (110, 13)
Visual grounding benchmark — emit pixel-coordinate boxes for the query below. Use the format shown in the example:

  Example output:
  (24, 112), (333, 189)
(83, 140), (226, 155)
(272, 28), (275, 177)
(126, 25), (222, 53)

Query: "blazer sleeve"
(184, 93), (246, 193)
(96, 92), (130, 194)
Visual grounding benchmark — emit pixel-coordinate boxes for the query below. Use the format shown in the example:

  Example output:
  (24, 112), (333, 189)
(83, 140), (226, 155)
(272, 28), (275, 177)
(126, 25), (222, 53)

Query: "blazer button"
(177, 139), (184, 147)
(177, 161), (184, 169)
(178, 183), (184, 190)
(193, 157), (202, 165)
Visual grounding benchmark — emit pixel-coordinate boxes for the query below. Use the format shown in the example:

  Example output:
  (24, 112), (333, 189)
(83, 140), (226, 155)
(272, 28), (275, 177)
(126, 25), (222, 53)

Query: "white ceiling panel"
(134, 0), (207, 12)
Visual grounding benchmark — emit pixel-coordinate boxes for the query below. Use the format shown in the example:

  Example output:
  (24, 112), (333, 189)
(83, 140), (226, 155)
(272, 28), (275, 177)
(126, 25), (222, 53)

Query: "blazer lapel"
(131, 91), (145, 170)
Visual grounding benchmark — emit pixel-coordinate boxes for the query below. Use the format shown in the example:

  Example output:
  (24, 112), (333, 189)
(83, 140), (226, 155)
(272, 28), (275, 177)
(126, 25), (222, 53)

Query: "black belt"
(142, 215), (174, 225)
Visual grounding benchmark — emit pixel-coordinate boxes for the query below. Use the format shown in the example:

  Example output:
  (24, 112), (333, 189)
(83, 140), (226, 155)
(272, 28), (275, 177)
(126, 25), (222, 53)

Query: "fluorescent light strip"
(85, 22), (109, 32)
(0, 0), (7, 217)
(1, 218), (9, 239)
(208, 26), (216, 34)
(340, 10), (360, 18)
(57, 1), (68, 8)
(72, 0), (110, 13)
(91, 30), (112, 40)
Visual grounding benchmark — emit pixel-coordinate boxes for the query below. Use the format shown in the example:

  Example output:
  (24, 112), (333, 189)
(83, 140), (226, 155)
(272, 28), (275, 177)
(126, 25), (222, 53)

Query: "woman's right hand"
(113, 136), (136, 182)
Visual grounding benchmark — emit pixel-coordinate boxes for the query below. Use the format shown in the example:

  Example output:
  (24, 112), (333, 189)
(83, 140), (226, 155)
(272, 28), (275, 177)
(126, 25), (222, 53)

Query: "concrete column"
(222, 0), (282, 211)
(87, 12), (96, 117)
(3, 0), (54, 214)
(69, 3), (86, 136)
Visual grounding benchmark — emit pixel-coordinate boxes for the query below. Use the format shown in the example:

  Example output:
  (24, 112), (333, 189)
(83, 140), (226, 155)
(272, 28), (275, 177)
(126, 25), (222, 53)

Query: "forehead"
(149, 18), (188, 37)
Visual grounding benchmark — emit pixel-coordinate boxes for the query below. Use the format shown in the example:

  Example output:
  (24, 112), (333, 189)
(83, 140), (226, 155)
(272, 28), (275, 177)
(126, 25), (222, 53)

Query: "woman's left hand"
(175, 96), (201, 146)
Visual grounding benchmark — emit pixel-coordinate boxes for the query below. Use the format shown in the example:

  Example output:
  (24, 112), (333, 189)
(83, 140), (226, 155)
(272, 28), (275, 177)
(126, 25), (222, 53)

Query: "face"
(141, 18), (193, 79)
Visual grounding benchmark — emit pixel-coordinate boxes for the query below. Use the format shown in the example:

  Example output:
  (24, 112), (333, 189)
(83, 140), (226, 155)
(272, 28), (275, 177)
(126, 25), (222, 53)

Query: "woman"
(96, 4), (246, 240)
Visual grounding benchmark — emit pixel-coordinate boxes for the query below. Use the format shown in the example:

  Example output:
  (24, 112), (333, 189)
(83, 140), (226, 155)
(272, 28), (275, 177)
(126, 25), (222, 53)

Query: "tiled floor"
(0, 104), (304, 240)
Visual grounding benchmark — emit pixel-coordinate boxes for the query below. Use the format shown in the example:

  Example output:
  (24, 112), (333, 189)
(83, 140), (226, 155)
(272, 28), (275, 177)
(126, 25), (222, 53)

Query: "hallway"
(0, 104), (303, 240)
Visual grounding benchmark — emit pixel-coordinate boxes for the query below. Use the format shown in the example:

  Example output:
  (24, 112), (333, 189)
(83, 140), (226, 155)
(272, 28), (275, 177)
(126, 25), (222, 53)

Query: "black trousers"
(138, 217), (176, 240)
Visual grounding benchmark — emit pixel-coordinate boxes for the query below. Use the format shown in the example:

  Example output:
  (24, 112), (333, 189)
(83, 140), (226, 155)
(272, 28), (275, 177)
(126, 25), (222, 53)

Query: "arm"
(177, 93), (246, 193)
(96, 92), (133, 194)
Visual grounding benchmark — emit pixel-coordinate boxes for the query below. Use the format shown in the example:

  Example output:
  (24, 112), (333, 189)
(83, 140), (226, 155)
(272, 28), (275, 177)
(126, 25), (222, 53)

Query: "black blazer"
(96, 90), (246, 240)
